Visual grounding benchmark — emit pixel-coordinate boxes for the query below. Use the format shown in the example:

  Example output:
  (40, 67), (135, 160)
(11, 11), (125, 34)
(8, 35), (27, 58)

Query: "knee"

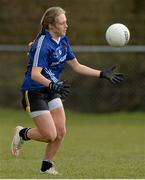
(49, 132), (57, 142)
(43, 131), (57, 142)
(57, 128), (66, 141)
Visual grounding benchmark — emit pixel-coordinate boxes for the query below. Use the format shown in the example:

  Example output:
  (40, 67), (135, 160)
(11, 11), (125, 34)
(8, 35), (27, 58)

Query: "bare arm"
(31, 67), (51, 87)
(67, 58), (101, 78)
(31, 67), (70, 98)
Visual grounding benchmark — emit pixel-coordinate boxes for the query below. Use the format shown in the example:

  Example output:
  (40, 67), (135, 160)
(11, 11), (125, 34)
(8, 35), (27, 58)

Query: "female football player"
(11, 7), (124, 175)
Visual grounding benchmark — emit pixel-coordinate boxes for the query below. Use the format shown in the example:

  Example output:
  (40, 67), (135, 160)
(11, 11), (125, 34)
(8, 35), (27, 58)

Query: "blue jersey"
(21, 30), (75, 91)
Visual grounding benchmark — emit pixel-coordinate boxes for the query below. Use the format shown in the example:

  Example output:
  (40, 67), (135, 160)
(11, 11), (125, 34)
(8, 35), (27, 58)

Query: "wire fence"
(0, 45), (145, 112)
(0, 45), (145, 53)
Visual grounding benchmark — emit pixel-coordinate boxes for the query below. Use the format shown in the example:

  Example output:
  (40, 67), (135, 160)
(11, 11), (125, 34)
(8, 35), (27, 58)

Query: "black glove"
(49, 80), (71, 99)
(100, 66), (124, 84)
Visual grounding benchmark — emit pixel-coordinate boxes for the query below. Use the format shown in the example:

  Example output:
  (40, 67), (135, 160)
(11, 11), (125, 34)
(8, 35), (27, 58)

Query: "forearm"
(74, 64), (101, 78)
(31, 73), (51, 87)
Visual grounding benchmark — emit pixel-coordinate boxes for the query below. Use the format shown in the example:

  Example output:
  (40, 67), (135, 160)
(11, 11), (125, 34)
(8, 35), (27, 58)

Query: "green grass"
(0, 108), (144, 179)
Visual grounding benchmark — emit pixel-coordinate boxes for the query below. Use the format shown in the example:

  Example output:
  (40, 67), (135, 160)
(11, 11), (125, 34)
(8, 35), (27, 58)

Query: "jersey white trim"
(52, 37), (61, 44)
(44, 68), (58, 82)
(33, 35), (45, 67)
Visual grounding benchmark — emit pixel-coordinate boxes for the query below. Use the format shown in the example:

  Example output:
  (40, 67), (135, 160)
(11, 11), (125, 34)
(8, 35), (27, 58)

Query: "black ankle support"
(19, 128), (31, 140)
(41, 161), (53, 172)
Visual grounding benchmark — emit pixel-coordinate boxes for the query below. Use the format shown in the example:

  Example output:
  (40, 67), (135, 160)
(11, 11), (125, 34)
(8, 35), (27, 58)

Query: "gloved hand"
(100, 66), (124, 84)
(49, 80), (71, 99)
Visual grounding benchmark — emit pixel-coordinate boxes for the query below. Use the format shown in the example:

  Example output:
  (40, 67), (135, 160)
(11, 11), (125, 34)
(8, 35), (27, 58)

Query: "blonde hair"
(32, 7), (65, 42)
(41, 7), (65, 31)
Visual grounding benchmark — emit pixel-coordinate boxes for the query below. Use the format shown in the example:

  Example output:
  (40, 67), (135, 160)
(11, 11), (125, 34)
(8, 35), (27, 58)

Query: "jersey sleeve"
(33, 36), (48, 68)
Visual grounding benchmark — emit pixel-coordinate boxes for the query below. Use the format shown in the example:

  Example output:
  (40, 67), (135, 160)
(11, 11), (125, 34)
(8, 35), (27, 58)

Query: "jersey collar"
(45, 30), (62, 44)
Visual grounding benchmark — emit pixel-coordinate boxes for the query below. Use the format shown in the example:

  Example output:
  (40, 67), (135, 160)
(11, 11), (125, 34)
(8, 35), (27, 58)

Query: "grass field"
(0, 108), (144, 179)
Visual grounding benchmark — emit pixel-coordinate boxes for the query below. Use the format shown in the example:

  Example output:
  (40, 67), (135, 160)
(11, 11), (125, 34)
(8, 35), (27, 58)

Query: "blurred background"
(0, 0), (145, 113)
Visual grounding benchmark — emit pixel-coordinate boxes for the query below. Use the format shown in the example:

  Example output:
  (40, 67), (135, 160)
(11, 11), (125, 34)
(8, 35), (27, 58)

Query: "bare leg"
(27, 128), (47, 142)
(26, 107), (66, 161)
(44, 107), (66, 160)
(27, 112), (57, 142)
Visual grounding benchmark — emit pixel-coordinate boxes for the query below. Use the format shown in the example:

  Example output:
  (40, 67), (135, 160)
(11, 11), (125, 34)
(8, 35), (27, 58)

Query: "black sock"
(41, 160), (53, 172)
(19, 128), (31, 141)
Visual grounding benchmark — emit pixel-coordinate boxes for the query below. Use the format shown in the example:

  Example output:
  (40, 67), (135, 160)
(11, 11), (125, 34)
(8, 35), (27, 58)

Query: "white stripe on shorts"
(28, 98), (63, 118)
(29, 110), (49, 118)
(48, 98), (63, 111)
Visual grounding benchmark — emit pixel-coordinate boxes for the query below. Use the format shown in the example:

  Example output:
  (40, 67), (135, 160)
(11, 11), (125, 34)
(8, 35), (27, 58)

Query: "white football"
(106, 23), (130, 47)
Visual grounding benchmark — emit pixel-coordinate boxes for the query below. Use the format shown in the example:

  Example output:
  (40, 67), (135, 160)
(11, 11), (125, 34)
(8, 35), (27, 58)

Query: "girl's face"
(50, 13), (68, 37)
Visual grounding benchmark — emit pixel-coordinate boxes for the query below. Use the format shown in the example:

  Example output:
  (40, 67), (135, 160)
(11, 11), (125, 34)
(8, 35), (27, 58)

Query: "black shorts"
(22, 87), (61, 112)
